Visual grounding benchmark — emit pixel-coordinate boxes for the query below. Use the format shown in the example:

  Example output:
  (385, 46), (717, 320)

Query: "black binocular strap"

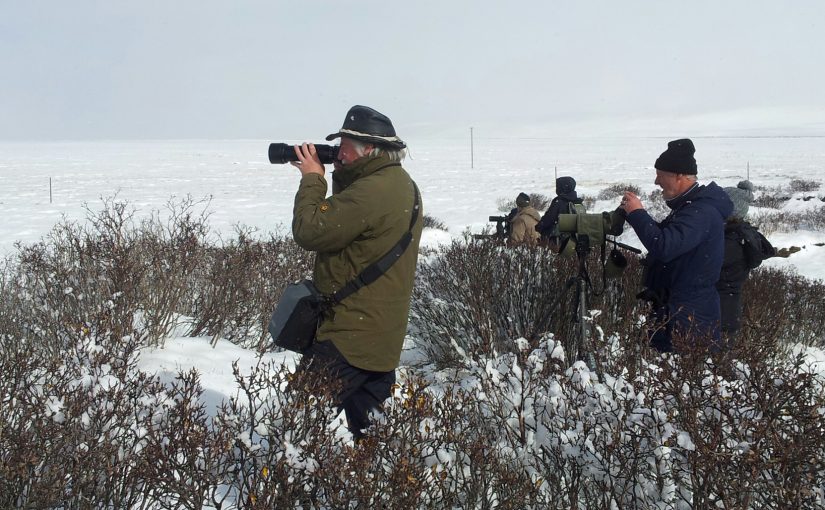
(331, 180), (421, 304)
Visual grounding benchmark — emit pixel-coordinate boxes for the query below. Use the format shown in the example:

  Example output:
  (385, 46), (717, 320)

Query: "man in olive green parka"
(290, 105), (422, 439)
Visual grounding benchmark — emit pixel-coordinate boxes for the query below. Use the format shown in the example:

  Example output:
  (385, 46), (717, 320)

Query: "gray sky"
(2, 0), (823, 140)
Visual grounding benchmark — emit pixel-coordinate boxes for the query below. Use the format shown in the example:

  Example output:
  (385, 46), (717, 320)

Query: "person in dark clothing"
(620, 139), (733, 353)
(716, 181), (775, 346)
(536, 176), (584, 250)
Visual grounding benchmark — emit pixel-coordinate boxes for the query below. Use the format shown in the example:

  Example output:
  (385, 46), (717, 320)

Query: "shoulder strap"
(331, 181), (420, 304)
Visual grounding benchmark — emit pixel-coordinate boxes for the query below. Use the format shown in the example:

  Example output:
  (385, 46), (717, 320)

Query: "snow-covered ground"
(4, 137), (825, 386)
(3, 136), (824, 278)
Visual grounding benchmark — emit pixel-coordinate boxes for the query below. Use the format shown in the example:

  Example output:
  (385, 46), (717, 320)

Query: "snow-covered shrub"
(411, 239), (560, 367)
(7, 196), (212, 354)
(410, 238), (646, 368)
(752, 180), (822, 214)
(12, 198), (151, 355)
(186, 227), (314, 348)
(0, 336), (167, 508)
(752, 184), (789, 210)
(2, 328), (823, 508)
(415, 340), (825, 509)
(207, 358), (344, 508)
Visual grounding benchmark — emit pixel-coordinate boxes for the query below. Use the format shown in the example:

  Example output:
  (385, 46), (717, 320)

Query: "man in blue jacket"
(620, 139), (733, 352)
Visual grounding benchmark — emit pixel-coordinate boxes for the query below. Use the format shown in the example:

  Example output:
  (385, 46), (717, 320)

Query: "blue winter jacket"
(627, 182), (733, 351)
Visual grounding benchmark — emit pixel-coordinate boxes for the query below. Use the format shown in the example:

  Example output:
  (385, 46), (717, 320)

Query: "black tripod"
(533, 234), (642, 374)
(530, 233), (599, 373)
(568, 234), (598, 373)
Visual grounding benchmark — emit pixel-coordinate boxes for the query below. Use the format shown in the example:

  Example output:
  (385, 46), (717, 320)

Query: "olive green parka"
(292, 153), (422, 372)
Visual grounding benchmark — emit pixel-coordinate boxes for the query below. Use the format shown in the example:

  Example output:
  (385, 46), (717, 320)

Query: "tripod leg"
(578, 277), (599, 375)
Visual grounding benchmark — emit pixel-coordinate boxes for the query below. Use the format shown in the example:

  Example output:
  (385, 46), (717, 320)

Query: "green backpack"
(558, 202), (586, 256)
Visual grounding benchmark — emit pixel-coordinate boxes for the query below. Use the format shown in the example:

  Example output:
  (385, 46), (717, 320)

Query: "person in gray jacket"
(716, 180), (775, 346)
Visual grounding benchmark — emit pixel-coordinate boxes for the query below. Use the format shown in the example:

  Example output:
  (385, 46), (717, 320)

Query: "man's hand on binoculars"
(290, 143), (325, 176)
(620, 191), (643, 214)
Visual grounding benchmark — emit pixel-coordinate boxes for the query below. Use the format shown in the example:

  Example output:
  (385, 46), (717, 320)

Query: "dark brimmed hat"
(325, 105), (406, 150)
(655, 138), (697, 175)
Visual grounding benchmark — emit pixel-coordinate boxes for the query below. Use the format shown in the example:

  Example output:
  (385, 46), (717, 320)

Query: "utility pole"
(470, 127), (474, 169)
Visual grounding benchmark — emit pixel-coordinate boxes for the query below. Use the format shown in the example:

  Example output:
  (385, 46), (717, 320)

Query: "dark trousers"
(297, 340), (395, 439)
(648, 312), (724, 354)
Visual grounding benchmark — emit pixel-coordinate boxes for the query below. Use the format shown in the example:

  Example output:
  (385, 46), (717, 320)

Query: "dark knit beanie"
(654, 138), (697, 175)
(516, 192), (530, 207)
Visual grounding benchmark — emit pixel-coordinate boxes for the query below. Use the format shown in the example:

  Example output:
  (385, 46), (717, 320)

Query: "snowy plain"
(3, 135), (825, 429)
(3, 136), (825, 274)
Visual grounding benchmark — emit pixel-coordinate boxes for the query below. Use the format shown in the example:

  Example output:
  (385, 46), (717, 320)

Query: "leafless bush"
(753, 180), (822, 211)
(3, 196), (314, 356)
(597, 183), (642, 201)
(580, 194), (596, 210)
(423, 214), (449, 231)
(187, 228), (314, 349)
(789, 178), (821, 193)
(751, 206), (825, 235)
(11, 198), (151, 355)
(743, 266), (825, 347)
(752, 184), (789, 210)
(411, 238), (557, 367)
(134, 198), (211, 345)
(529, 193), (552, 212)
(0, 336), (166, 508)
(642, 344), (825, 509)
(2, 324), (824, 508)
(410, 237), (646, 369)
(496, 193), (552, 214)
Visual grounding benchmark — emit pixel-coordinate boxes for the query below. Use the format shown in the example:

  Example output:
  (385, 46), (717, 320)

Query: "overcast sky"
(2, 0), (823, 140)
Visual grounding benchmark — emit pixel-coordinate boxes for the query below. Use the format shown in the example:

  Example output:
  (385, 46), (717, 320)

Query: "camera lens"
(268, 143), (339, 164)
(268, 143), (294, 164)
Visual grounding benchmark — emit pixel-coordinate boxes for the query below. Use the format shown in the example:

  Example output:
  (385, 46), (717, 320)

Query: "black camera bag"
(268, 279), (329, 352)
(269, 177), (420, 353)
